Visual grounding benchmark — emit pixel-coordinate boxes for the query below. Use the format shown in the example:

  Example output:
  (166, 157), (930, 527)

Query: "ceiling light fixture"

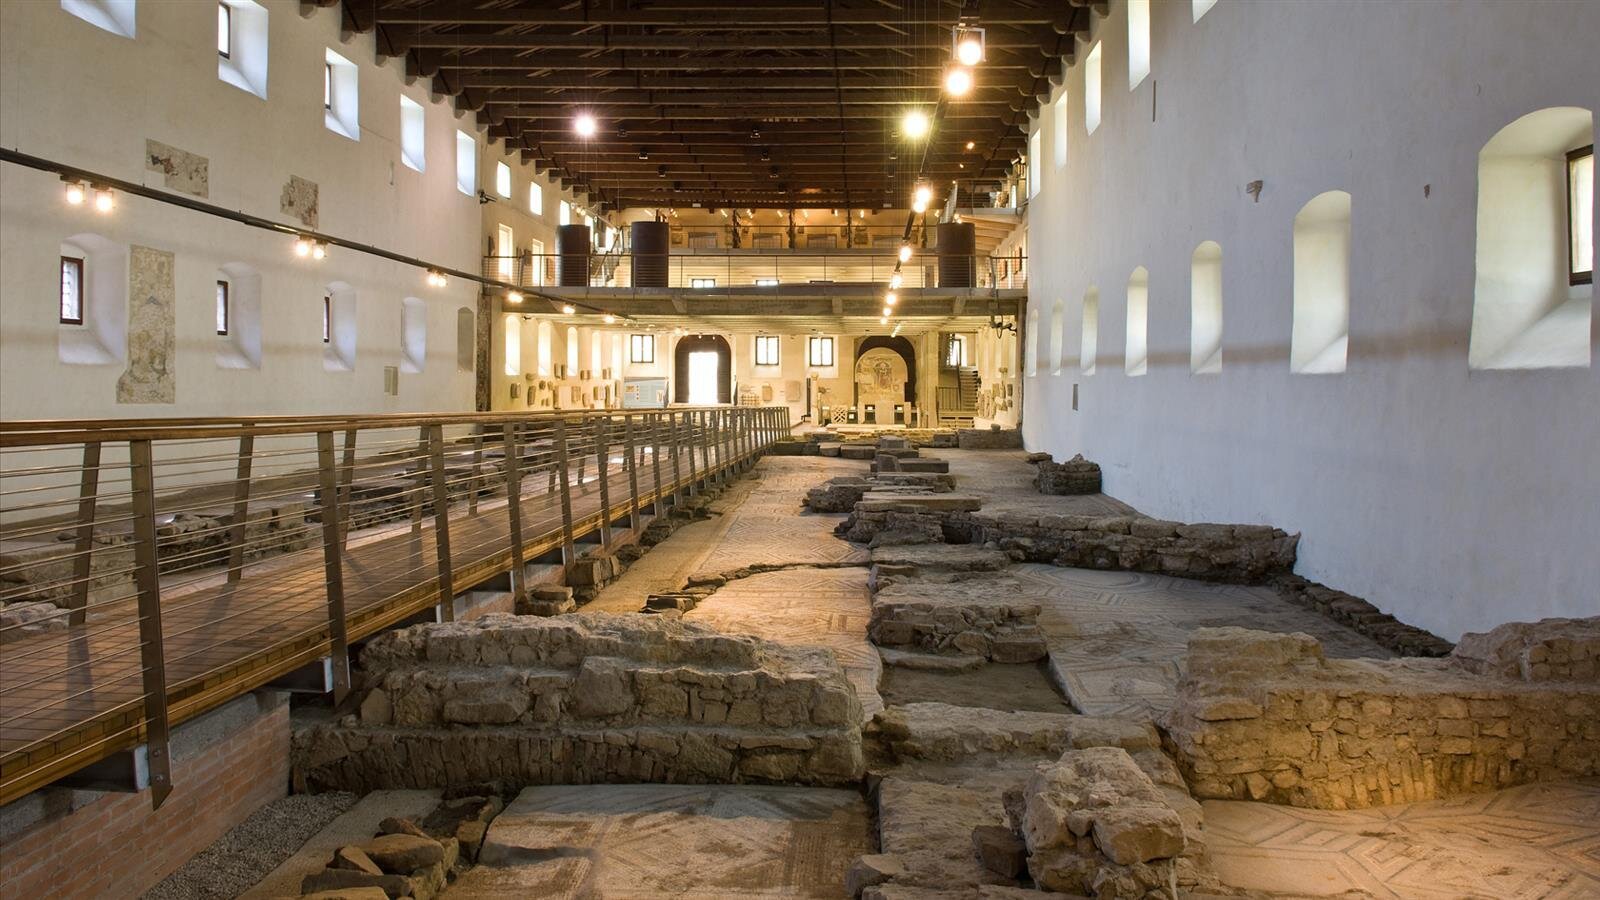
(561, 304), (577, 315)
(880, 316), (889, 325)
(890, 273), (903, 290)
(901, 109), (930, 140)
(952, 26), (985, 67)
(898, 243), (913, 263)
(885, 291), (898, 306)
(573, 112), (598, 138)
(944, 67), (973, 97)
(965, 140), (976, 151)
(426, 269), (448, 287)
(912, 184), (933, 213)
(92, 186), (114, 213)
(883, 306), (892, 317)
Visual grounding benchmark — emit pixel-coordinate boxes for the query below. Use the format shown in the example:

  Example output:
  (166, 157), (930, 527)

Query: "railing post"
(313, 432), (354, 706)
(554, 418), (577, 564)
(651, 412), (665, 512)
(426, 424), (457, 622)
(127, 439), (174, 809)
(501, 421), (527, 606)
(409, 427), (427, 535)
(699, 410), (712, 487)
(624, 414), (642, 533)
(467, 424), (485, 515)
(594, 417), (613, 549)
(338, 429), (357, 547)
(68, 441), (101, 626)
(225, 433), (254, 584)
(712, 408), (725, 484)
(683, 411), (698, 498)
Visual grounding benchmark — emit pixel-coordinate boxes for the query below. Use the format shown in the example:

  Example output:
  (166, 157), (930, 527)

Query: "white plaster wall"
(0, 0), (479, 419)
(1021, 0), (1600, 640)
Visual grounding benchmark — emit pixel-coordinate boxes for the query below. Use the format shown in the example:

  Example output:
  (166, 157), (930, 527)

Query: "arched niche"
(401, 297), (426, 373)
(456, 307), (475, 373)
(59, 232), (127, 366)
(323, 281), (357, 372)
(565, 325), (579, 376)
(216, 262), (262, 370)
(1081, 286), (1100, 375)
(503, 314), (522, 376)
(536, 320), (553, 376)
(673, 334), (732, 404)
(1470, 107), (1593, 370)
(1126, 267), (1149, 376)
(855, 335), (917, 403)
(1190, 241), (1223, 374)
(1048, 298), (1064, 374)
(1291, 190), (1352, 374)
(1025, 305), (1040, 376)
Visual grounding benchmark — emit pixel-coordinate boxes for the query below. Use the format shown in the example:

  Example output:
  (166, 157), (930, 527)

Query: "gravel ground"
(142, 792), (358, 900)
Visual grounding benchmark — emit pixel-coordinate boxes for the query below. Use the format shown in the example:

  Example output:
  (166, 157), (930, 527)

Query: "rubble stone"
(1033, 454), (1102, 495)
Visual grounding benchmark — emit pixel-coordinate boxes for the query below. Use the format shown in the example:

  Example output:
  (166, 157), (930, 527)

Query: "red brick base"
(0, 692), (289, 900)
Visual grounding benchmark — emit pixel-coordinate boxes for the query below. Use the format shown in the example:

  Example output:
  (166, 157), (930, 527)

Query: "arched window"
(1081, 287), (1100, 375)
(58, 232), (127, 366)
(323, 281), (357, 372)
(1291, 191), (1352, 374)
(1126, 267), (1149, 376)
(1048, 298), (1065, 374)
(1127, 0), (1151, 90)
(565, 325), (579, 376)
(401, 297), (426, 373)
(536, 319), (553, 377)
(1191, 242), (1223, 374)
(503, 315), (521, 376)
(216, 262), (262, 370)
(589, 329), (603, 376)
(1470, 107), (1593, 370)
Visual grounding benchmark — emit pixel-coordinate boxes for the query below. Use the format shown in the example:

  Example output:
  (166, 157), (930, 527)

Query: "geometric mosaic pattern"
(1204, 778), (1600, 898)
(450, 784), (873, 899)
(696, 457), (872, 574)
(1013, 563), (1395, 720)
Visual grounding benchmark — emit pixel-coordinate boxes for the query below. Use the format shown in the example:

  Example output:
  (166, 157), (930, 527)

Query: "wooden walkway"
(0, 443), (738, 803)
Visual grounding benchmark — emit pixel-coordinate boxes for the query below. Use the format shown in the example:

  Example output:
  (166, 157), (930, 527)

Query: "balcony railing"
(482, 251), (1028, 293)
(0, 406), (788, 807)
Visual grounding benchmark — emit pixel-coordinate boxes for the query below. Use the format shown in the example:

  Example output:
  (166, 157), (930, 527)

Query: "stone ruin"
(1162, 619), (1600, 809)
(296, 793), (502, 899)
(1030, 453), (1103, 495)
(292, 613), (865, 794)
(956, 426), (1024, 450)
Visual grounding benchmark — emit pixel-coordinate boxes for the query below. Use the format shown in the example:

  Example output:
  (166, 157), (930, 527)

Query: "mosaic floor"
(1206, 778), (1600, 898)
(445, 784), (872, 899)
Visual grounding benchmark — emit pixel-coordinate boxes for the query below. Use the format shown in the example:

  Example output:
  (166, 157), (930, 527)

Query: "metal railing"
(0, 406), (789, 807)
(483, 251), (1029, 292)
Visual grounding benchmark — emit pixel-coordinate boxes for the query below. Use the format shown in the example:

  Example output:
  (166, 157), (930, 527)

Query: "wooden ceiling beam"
(368, 1), (1066, 28)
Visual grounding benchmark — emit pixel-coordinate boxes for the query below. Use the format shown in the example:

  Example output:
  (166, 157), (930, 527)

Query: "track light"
(880, 316), (889, 325)
(506, 291), (522, 304)
(901, 110), (930, 139)
(898, 243), (913, 263)
(657, 165), (667, 177)
(944, 67), (973, 97)
(561, 304), (577, 315)
(890, 273), (903, 290)
(294, 236), (313, 257)
(92, 186), (114, 213)
(62, 178), (85, 206)
(574, 112), (598, 138)
(885, 291), (897, 306)
(965, 140), (976, 151)
(311, 242), (327, 260)
(912, 184), (933, 213)
(425, 269), (448, 287)
(638, 147), (649, 160)
(603, 313), (616, 324)
(882, 307), (892, 317)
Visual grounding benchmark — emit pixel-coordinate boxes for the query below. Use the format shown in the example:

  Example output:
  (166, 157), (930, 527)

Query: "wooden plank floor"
(0, 444), (744, 802)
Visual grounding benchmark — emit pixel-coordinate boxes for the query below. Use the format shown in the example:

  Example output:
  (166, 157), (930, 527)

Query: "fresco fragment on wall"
(117, 246), (176, 404)
(145, 140), (209, 198)
(280, 175), (319, 228)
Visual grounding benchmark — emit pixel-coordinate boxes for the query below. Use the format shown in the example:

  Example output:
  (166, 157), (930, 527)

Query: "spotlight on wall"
(952, 25), (985, 67)
(311, 242), (327, 260)
(573, 112), (598, 138)
(92, 186), (115, 213)
(294, 236), (313, 257)
(880, 316), (889, 325)
(898, 242), (913, 263)
(506, 291), (523, 304)
(62, 177), (86, 206)
(882, 306), (892, 317)
(426, 269), (448, 287)
(561, 303), (577, 315)
(603, 313), (616, 324)
(901, 109), (930, 140)
(965, 140), (976, 151)
(943, 67), (973, 97)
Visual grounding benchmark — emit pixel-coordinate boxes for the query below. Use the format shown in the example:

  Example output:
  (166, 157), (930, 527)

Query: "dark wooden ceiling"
(326, 0), (1102, 210)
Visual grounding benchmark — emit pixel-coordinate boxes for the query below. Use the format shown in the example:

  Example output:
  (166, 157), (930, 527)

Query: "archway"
(853, 335), (916, 424)
(673, 334), (732, 404)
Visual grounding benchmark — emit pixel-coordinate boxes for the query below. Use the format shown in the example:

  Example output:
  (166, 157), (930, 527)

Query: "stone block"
(360, 833), (445, 873)
(971, 825), (1027, 879)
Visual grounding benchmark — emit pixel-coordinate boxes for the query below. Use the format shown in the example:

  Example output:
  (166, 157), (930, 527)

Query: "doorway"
(687, 351), (721, 405)
(672, 334), (733, 404)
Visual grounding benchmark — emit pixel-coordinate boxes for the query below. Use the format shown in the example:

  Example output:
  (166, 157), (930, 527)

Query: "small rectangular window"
(1570, 145), (1594, 286)
(495, 161), (511, 198)
(455, 130), (476, 196)
(217, 2), (231, 58)
(755, 277), (779, 287)
(946, 335), (968, 367)
(60, 256), (84, 325)
(629, 333), (655, 364)
(399, 95), (425, 172)
(321, 294), (331, 343)
(807, 336), (835, 367)
(1084, 42), (1103, 135)
(216, 280), (230, 335)
(691, 277), (716, 289)
(528, 181), (543, 214)
(559, 201), (571, 226)
(755, 335), (780, 366)
(1028, 131), (1041, 198)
